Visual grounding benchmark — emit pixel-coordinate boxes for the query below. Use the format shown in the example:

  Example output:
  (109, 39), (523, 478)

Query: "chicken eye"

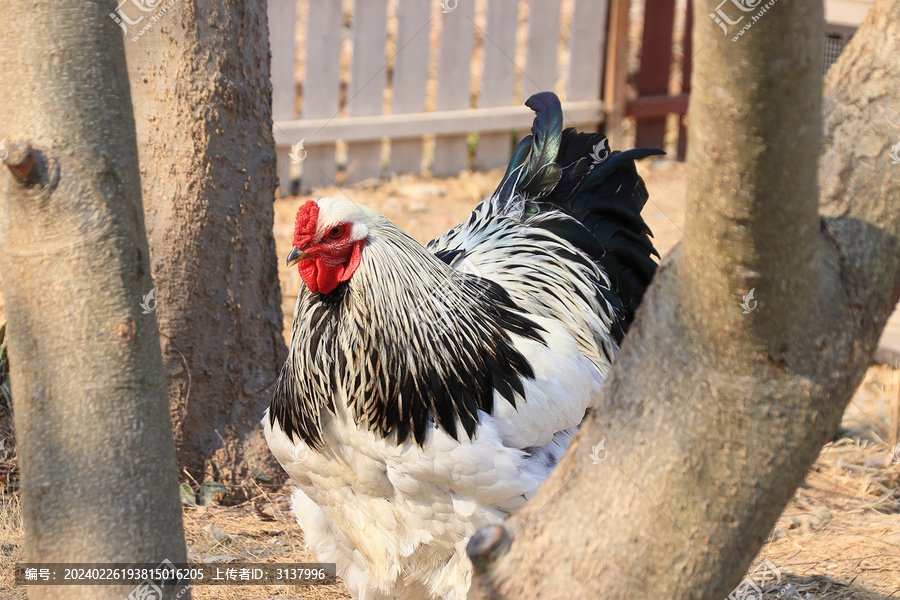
(327, 225), (344, 239)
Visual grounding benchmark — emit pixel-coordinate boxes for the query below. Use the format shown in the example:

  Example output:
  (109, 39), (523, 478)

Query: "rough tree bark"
(468, 0), (900, 598)
(0, 2), (188, 599)
(122, 0), (287, 481)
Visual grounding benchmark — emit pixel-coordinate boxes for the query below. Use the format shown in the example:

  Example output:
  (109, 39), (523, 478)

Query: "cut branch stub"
(467, 524), (512, 573)
(467, 524), (512, 600)
(4, 140), (38, 184)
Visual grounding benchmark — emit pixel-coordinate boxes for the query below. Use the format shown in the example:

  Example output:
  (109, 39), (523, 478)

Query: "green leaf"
(179, 483), (197, 505)
(249, 466), (271, 482)
(201, 480), (228, 494)
(198, 480), (228, 506)
(208, 459), (221, 481)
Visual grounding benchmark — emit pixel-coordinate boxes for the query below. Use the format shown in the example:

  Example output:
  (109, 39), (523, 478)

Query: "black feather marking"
(394, 374), (415, 441)
(433, 248), (463, 265)
(270, 296), (343, 450)
(491, 372), (515, 408)
(270, 261), (547, 449)
(411, 391), (429, 445)
(429, 366), (457, 439)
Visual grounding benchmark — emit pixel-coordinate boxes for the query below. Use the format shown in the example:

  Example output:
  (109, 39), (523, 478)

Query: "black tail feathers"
(492, 91), (663, 340)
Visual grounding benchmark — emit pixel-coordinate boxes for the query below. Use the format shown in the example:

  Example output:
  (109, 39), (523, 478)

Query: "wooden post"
(345, 0), (388, 185)
(268, 0), (297, 197)
(475, 0), (519, 171)
(301, 2), (343, 192)
(677, 0), (693, 159)
(523, 0), (564, 97)
(603, 0), (630, 138)
(567, 0), (609, 132)
(433, 1), (476, 176)
(390, 0), (432, 175)
(634, 0), (675, 149)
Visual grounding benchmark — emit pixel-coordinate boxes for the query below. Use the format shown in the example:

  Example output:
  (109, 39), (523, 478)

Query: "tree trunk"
(468, 0), (900, 598)
(0, 2), (188, 599)
(123, 0), (287, 482)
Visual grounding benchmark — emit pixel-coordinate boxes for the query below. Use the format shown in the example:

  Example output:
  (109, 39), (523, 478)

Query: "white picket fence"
(268, 0), (610, 195)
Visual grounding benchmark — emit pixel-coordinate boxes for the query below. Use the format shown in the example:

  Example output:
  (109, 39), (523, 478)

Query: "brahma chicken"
(264, 91), (663, 600)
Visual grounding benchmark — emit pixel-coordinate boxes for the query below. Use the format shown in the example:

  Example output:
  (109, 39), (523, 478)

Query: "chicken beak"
(286, 246), (308, 267)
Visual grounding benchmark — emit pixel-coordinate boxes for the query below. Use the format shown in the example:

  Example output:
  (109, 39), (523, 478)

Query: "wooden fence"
(268, 0), (612, 195)
(623, 0), (876, 161)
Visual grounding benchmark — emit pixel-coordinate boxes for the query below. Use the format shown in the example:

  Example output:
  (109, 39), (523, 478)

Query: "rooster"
(264, 92), (663, 600)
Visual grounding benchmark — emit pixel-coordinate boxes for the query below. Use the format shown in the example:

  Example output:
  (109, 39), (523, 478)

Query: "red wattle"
(338, 240), (364, 283)
(297, 239), (365, 295)
(298, 259), (320, 294)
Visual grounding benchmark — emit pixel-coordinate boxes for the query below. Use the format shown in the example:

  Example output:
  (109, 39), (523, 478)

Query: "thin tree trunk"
(468, 0), (900, 598)
(123, 0), (288, 482)
(0, 2), (188, 599)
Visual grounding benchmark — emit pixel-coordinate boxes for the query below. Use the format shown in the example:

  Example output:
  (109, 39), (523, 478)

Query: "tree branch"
(469, 0), (900, 598)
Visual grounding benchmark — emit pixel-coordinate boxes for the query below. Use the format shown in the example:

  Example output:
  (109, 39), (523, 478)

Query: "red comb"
(293, 200), (319, 247)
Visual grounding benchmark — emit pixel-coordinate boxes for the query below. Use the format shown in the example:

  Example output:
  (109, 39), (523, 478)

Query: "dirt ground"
(1, 160), (899, 599)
